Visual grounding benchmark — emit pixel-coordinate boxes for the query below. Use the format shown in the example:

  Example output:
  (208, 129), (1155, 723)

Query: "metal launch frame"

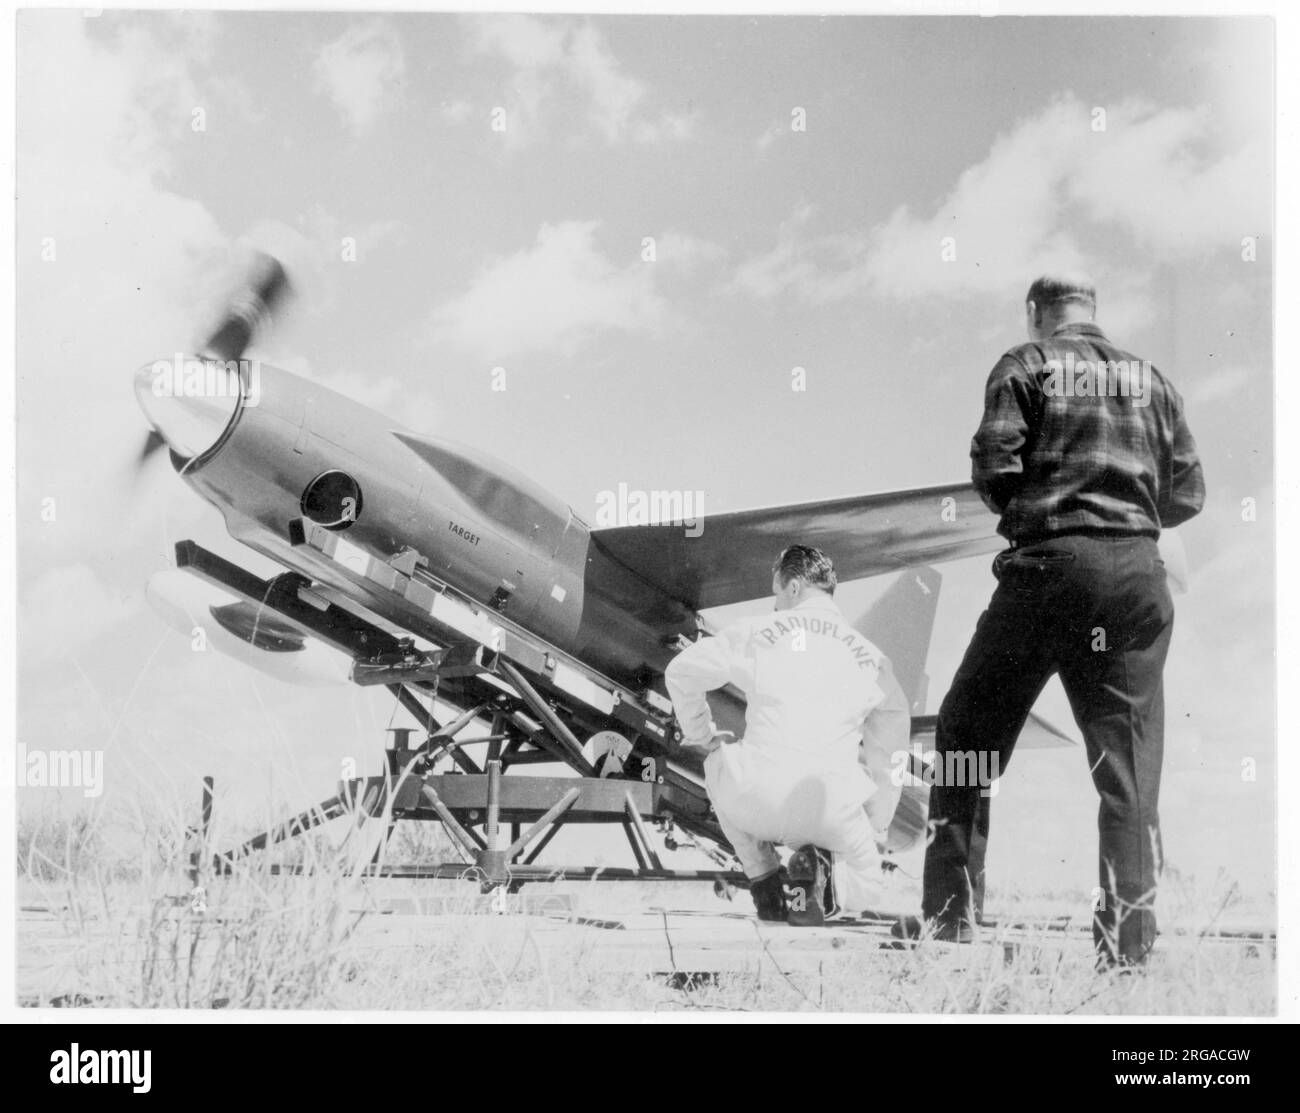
(179, 530), (746, 892)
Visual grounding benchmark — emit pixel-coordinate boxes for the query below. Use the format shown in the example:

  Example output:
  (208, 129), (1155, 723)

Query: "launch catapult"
(134, 251), (1011, 898)
(181, 530), (748, 893)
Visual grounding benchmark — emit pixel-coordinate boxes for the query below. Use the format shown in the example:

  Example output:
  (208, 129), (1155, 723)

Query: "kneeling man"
(665, 545), (907, 922)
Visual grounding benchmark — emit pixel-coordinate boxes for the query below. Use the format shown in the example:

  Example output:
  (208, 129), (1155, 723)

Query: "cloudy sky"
(15, 12), (1274, 900)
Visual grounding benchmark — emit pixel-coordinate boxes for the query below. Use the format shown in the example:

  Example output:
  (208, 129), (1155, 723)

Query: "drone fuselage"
(146, 361), (702, 689)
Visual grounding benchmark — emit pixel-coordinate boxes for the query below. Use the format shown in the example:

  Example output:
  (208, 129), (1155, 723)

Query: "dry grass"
(16, 796), (1276, 1015)
(18, 790), (382, 1008)
(318, 894), (1274, 1014)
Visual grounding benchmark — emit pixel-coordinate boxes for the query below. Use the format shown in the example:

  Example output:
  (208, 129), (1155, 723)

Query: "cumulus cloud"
(464, 14), (695, 148)
(726, 204), (869, 303)
(470, 11), (567, 69)
(652, 231), (728, 274)
(14, 17), (390, 572)
(18, 13), (230, 559)
(430, 221), (665, 360)
(312, 20), (406, 137)
(729, 95), (1270, 305)
(565, 23), (646, 142)
(634, 113), (696, 144)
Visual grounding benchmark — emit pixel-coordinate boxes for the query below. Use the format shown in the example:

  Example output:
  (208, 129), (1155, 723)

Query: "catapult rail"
(287, 520), (679, 746)
(177, 536), (739, 886)
(178, 533), (687, 765)
(176, 535), (716, 816)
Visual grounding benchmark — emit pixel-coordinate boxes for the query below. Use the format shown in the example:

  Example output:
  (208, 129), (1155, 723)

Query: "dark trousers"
(922, 534), (1174, 963)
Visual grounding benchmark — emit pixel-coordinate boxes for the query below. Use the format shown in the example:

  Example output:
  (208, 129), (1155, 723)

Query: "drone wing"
(589, 481), (1001, 610)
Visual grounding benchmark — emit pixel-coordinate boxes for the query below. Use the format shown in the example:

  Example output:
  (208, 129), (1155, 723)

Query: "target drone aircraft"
(137, 251), (1093, 897)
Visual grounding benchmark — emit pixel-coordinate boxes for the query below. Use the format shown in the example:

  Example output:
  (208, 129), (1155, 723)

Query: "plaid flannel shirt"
(971, 322), (1205, 542)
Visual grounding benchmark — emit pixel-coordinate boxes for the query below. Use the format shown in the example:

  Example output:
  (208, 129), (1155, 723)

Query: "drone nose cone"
(134, 356), (243, 461)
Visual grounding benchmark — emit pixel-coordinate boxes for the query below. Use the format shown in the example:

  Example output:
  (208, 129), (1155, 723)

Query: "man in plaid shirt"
(902, 275), (1204, 967)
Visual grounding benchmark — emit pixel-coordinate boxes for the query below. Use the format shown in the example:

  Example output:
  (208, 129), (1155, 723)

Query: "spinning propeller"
(134, 252), (293, 470)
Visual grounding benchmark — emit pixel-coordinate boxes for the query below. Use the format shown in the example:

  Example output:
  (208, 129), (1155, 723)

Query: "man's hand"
(679, 730), (736, 756)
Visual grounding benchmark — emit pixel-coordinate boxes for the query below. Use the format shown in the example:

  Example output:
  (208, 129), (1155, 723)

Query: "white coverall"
(665, 593), (905, 913)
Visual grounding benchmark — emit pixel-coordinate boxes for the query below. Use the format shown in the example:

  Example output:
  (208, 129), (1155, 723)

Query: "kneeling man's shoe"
(786, 845), (838, 926)
(750, 870), (788, 922)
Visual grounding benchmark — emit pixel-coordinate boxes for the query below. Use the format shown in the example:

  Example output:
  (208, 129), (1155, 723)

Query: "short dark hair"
(1026, 274), (1096, 313)
(772, 545), (837, 594)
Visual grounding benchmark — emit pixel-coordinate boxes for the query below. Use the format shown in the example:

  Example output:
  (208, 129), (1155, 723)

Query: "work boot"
(750, 870), (788, 922)
(890, 914), (977, 944)
(786, 845), (838, 926)
(1094, 939), (1152, 974)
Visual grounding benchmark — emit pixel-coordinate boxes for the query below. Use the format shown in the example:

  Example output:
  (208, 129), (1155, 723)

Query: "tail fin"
(851, 566), (1084, 855)
(851, 565), (941, 715)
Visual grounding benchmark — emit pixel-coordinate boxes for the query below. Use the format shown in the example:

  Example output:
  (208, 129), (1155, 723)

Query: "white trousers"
(704, 743), (883, 913)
